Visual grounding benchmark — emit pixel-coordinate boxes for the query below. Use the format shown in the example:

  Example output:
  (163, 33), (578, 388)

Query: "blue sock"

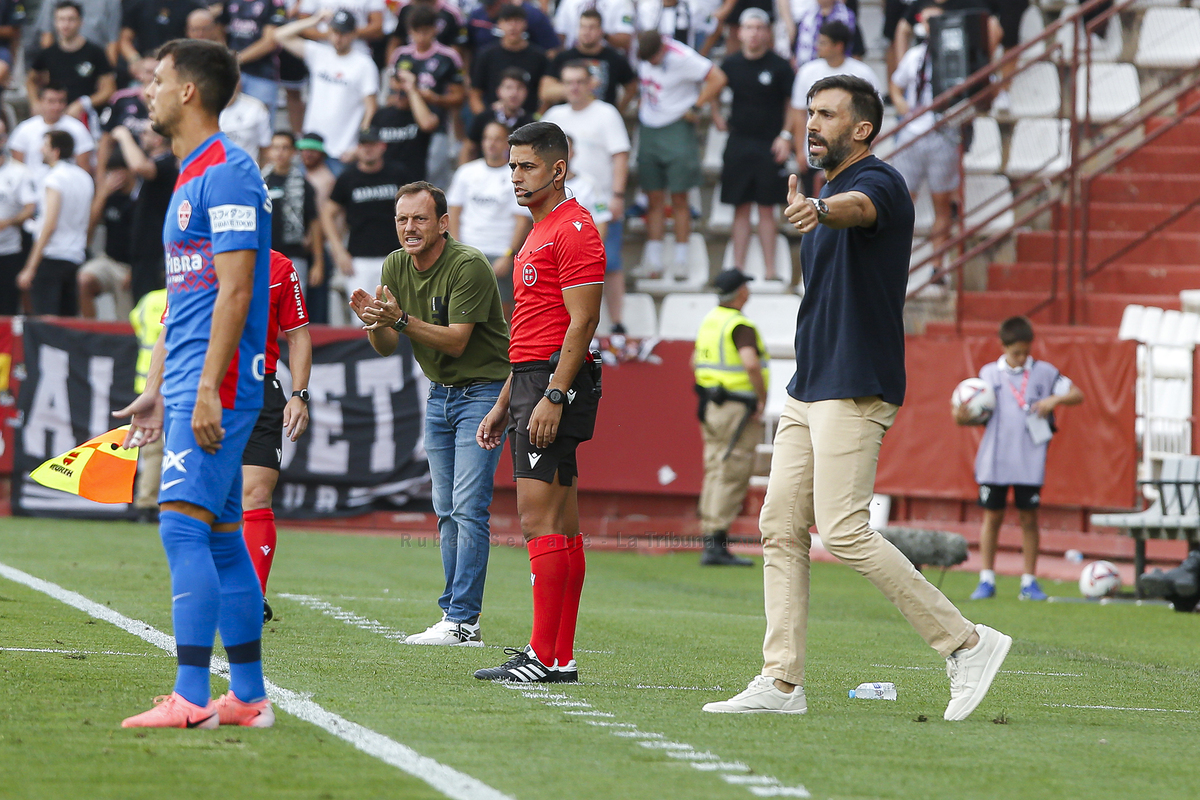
(212, 527), (266, 702)
(159, 510), (219, 706)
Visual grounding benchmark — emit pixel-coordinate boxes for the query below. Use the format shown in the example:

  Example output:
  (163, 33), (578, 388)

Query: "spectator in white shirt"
(634, 30), (725, 279)
(541, 60), (630, 337)
(219, 82), (274, 164)
(297, 0), (384, 56)
(10, 84), (96, 180)
(554, 0), (634, 51)
(788, 20), (880, 197)
(0, 118), (38, 316)
(16, 130), (95, 315)
(275, 9), (380, 175)
(447, 120), (531, 319)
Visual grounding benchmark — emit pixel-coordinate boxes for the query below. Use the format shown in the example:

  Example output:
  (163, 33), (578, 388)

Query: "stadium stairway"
(955, 90), (1200, 331)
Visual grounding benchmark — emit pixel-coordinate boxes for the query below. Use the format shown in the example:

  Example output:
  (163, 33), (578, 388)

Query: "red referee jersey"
(265, 250), (309, 373)
(510, 198), (605, 363)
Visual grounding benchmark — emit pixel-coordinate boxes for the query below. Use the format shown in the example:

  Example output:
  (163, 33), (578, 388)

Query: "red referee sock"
(241, 508), (277, 593)
(554, 534), (586, 668)
(527, 534), (570, 665)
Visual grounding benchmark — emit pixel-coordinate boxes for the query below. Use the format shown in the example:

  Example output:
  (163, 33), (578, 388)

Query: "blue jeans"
(425, 380), (505, 623)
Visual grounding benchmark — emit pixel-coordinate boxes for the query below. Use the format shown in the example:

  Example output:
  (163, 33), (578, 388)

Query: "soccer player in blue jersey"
(114, 39), (275, 729)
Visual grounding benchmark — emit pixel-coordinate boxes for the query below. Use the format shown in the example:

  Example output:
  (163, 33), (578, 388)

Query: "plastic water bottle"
(849, 682), (897, 700)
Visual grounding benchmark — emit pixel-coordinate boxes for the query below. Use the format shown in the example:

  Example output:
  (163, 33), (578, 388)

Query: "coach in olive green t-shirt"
(349, 181), (512, 647)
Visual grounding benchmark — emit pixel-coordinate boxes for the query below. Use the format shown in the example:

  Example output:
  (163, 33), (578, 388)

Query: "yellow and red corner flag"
(30, 426), (139, 504)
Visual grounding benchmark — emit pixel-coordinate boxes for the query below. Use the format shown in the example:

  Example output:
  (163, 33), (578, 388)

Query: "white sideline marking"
(277, 593), (409, 640)
(1, 647), (171, 657)
(871, 663), (1084, 677)
(1043, 703), (1197, 713)
(564, 710), (613, 717)
(0, 562), (514, 800)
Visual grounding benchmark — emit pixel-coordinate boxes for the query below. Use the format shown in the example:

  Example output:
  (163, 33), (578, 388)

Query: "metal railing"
(871, 0), (1200, 327)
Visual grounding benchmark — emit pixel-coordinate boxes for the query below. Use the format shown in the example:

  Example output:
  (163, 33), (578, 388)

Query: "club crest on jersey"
(178, 200), (192, 230)
(522, 263), (537, 286)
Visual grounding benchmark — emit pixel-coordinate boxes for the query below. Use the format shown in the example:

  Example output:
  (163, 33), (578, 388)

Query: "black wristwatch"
(292, 389), (310, 403)
(543, 388), (566, 405)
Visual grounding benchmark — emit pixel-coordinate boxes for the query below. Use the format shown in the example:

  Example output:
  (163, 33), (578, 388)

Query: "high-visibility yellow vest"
(693, 305), (770, 393)
(129, 290), (167, 393)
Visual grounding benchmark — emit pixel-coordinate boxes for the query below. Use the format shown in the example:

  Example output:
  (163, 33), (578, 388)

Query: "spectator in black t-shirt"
(0, 0), (26, 89)
(717, 8), (793, 281)
(94, 55), (154, 198)
(322, 127), (415, 305)
(468, 0), (559, 53)
(470, 4), (547, 117)
(263, 130), (323, 290)
(543, 8), (636, 113)
(110, 123), (176, 303)
(390, 0), (469, 54)
(222, 0), (289, 119)
(78, 148), (135, 318)
(370, 66), (439, 180)
(460, 67), (531, 165)
(119, 0), (201, 63)
(27, 2), (115, 118)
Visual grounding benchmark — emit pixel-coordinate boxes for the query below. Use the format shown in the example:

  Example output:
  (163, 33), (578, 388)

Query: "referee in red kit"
(476, 121), (604, 684)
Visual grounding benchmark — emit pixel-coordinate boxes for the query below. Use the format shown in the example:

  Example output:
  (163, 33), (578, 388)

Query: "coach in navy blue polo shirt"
(703, 74), (1013, 722)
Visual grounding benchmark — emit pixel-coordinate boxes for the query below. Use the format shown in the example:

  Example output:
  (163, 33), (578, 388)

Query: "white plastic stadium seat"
(658, 292), (718, 340)
(1118, 304), (1146, 341)
(707, 189), (758, 233)
(1017, 4), (1047, 64)
(1076, 63), (1140, 123)
(1008, 62), (1061, 118)
(1132, 0), (1181, 7)
(913, 190), (934, 236)
(636, 233), (711, 293)
(1135, 9), (1200, 69)
(1006, 118), (1071, 178)
(1138, 306), (1165, 345)
(599, 293), (658, 339)
(764, 358), (795, 421)
(721, 234), (793, 289)
(962, 116), (1002, 173)
(964, 175), (1015, 235)
(743, 294), (801, 358)
(1055, 11), (1123, 63)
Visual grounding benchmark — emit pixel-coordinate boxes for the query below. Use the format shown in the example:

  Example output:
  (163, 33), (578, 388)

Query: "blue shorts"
(159, 405), (259, 523)
(604, 217), (623, 273)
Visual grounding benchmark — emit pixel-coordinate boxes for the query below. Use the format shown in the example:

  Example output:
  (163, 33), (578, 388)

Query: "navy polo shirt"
(789, 155), (914, 407)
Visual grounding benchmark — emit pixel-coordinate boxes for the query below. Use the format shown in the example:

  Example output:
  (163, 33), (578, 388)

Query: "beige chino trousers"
(699, 400), (765, 536)
(759, 396), (976, 686)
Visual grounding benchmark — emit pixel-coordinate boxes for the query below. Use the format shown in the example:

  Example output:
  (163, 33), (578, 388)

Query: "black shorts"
(243, 374), (288, 470)
(978, 484), (1041, 511)
(719, 134), (789, 208)
(509, 359), (601, 485)
(279, 49), (308, 87)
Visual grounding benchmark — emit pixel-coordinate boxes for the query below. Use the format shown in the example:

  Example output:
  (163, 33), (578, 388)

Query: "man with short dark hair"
(220, 0), (289, 119)
(468, 0), (559, 53)
(349, 181), (511, 647)
(27, 1), (116, 119)
(119, 0), (203, 63)
(369, 66), (440, 179)
(32, 0), (120, 59)
(553, 0), (634, 52)
(16, 129), (94, 315)
(11, 85), (96, 180)
(115, 38), (273, 730)
(475, 120), (604, 684)
(263, 131), (324, 289)
(461, 67), (532, 165)
(543, 8), (637, 112)
(703, 75), (1012, 721)
(470, 4), (547, 118)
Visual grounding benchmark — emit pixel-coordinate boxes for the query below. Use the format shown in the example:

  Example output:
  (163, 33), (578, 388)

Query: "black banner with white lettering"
(12, 321), (431, 519)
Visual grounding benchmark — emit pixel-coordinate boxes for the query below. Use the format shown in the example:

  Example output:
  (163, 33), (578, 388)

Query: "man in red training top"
(476, 120), (604, 683)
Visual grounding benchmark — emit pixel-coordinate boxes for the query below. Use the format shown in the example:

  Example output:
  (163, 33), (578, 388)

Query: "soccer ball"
(952, 378), (996, 425)
(1079, 560), (1122, 598)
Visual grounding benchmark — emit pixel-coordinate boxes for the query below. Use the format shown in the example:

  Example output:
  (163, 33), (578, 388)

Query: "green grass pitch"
(1, 517), (1197, 800)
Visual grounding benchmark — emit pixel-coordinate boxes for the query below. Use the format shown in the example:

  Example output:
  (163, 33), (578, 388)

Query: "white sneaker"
(702, 675), (807, 714)
(943, 623), (1013, 721)
(405, 617), (484, 646)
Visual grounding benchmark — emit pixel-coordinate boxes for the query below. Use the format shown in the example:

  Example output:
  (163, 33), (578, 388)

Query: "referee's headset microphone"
(520, 167), (563, 198)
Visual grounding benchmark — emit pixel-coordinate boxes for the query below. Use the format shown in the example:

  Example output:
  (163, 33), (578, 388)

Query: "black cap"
(713, 268), (753, 294)
(330, 10), (357, 33)
(358, 127), (384, 143)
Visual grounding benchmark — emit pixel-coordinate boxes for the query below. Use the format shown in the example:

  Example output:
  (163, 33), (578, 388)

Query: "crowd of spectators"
(0, 0), (1033, 330)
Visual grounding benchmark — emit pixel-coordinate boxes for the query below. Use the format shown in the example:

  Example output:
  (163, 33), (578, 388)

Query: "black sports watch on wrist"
(543, 388), (566, 405)
(292, 389), (310, 403)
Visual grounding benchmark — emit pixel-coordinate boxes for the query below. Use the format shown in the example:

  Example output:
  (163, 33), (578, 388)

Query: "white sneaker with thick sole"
(702, 675), (807, 714)
(944, 623), (1013, 721)
(405, 617), (483, 646)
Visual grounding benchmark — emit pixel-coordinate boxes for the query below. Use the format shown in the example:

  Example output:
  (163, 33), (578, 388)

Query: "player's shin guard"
(527, 534), (570, 664)
(212, 527), (267, 703)
(241, 508), (277, 592)
(160, 510), (221, 706)
(554, 534), (586, 668)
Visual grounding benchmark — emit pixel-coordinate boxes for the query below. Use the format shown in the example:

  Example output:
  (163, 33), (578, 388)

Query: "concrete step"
(958, 290), (1181, 327)
(1089, 173), (1200, 205)
(1114, 145), (1200, 174)
(988, 262), (1200, 295)
(1053, 201), (1200, 233)
(1017, 229), (1200, 265)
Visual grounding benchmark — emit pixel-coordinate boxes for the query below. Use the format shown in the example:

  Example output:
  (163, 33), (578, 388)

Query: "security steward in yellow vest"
(693, 269), (769, 566)
(130, 289), (167, 521)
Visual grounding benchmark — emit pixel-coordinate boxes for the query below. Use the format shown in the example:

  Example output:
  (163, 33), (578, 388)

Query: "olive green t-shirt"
(380, 236), (511, 386)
